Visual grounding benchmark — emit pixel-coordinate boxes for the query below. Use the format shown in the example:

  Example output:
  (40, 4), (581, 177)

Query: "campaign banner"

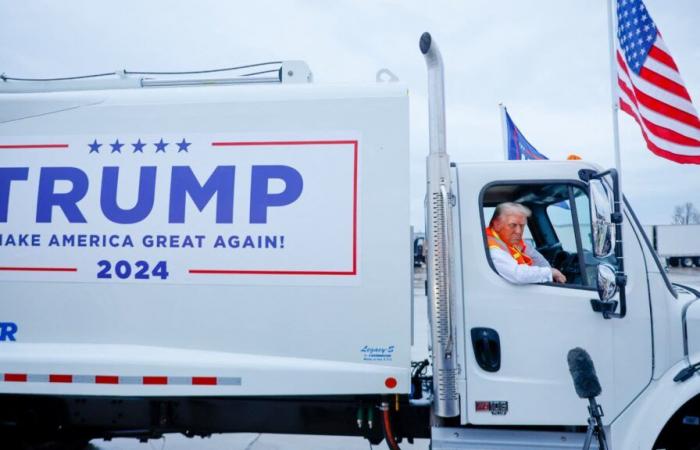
(0, 135), (358, 284)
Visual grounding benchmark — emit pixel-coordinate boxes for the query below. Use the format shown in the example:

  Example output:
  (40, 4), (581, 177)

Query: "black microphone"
(567, 347), (609, 450)
(567, 347), (602, 399)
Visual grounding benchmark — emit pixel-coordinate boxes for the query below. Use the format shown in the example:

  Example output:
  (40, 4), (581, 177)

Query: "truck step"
(431, 427), (598, 450)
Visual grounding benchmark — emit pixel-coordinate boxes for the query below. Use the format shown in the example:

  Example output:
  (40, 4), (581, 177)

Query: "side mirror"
(591, 264), (619, 318)
(580, 168), (626, 319)
(589, 179), (615, 258)
(596, 264), (618, 301)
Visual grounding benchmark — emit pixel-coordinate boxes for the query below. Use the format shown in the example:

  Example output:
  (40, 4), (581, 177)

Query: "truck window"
(547, 201), (577, 253)
(545, 186), (606, 288)
(481, 183), (616, 289)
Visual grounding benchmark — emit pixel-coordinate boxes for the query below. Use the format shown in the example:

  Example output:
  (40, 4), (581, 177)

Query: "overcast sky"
(2, 0), (698, 226)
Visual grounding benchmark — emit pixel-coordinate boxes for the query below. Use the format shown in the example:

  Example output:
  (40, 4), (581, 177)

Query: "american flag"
(616, 0), (700, 164)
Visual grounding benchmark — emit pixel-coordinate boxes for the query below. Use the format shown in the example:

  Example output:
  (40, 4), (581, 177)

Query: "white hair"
(490, 202), (531, 225)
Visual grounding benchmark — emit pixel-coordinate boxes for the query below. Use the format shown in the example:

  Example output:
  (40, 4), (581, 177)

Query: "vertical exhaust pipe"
(420, 32), (459, 418)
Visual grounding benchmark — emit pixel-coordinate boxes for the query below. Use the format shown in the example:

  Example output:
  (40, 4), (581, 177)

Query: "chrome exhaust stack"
(420, 32), (459, 418)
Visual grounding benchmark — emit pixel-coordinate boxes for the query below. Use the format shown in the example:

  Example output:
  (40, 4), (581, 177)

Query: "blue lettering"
(249, 165), (303, 224)
(0, 168), (29, 222)
(36, 167), (88, 223)
(169, 166), (235, 223)
(0, 322), (18, 342)
(101, 166), (156, 224)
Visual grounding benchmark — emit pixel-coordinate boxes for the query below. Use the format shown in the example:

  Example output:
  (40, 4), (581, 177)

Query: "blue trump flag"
(502, 107), (570, 209)
(504, 110), (548, 160)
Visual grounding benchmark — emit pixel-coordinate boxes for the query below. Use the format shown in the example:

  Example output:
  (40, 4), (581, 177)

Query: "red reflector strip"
(0, 267), (77, 272)
(192, 376), (217, 385)
(0, 144), (69, 149)
(4, 373), (27, 382)
(95, 375), (119, 384)
(1, 373), (238, 386)
(49, 374), (72, 383)
(143, 376), (168, 385)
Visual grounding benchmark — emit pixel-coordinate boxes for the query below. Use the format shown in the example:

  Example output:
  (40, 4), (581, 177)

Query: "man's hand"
(551, 268), (567, 284)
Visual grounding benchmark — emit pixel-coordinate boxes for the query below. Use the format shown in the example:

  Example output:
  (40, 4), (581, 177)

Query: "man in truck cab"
(486, 202), (567, 284)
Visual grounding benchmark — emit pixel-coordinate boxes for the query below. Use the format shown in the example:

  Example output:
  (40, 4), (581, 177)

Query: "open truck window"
(481, 182), (618, 289)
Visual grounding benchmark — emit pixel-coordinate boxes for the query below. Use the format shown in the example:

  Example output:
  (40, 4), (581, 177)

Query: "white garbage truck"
(0, 34), (699, 450)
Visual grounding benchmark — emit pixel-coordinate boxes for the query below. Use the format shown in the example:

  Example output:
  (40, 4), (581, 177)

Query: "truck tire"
(694, 257), (700, 267)
(669, 257), (680, 268)
(681, 257), (695, 268)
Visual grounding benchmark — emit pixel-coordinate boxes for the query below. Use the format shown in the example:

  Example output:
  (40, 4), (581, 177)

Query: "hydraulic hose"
(381, 402), (401, 450)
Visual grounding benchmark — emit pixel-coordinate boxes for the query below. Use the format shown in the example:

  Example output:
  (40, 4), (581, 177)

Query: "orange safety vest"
(485, 227), (533, 266)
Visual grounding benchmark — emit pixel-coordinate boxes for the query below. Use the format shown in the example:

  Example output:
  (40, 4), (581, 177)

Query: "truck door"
(454, 163), (652, 426)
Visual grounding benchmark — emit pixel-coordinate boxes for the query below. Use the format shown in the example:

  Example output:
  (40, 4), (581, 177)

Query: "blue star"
(88, 139), (101, 154)
(154, 138), (169, 153)
(110, 139), (124, 153)
(132, 139), (146, 153)
(176, 138), (191, 153)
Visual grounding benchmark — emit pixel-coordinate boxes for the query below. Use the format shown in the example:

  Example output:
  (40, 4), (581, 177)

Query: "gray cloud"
(2, 0), (698, 226)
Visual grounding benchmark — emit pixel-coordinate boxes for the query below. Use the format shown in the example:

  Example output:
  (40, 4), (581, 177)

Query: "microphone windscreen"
(567, 347), (602, 399)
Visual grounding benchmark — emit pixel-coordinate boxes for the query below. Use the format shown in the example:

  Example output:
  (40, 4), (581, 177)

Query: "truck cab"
(424, 159), (700, 449)
(421, 34), (700, 449)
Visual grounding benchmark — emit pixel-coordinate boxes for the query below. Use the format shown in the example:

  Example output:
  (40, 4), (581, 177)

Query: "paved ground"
(90, 268), (700, 450)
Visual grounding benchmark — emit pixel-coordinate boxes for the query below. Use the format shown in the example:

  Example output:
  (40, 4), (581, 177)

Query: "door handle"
(471, 327), (501, 372)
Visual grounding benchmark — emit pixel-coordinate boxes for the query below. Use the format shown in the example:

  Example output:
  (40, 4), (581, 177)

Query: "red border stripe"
(143, 376), (168, 385)
(189, 269), (354, 275)
(192, 139), (358, 276)
(212, 140), (357, 146)
(0, 267), (77, 272)
(352, 141), (358, 274)
(4, 373), (27, 382)
(0, 144), (69, 149)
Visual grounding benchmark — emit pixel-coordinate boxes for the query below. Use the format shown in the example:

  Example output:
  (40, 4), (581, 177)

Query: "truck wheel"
(694, 257), (700, 267)
(669, 258), (680, 268)
(681, 257), (695, 268)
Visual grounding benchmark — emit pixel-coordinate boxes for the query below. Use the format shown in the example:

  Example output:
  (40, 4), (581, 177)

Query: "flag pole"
(499, 102), (509, 160)
(606, 0), (623, 196)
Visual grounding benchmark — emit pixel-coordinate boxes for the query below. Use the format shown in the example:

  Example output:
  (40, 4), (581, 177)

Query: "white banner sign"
(0, 135), (358, 284)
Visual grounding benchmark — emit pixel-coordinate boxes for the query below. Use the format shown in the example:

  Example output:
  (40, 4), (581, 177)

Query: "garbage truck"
(0, 33), (699, 450)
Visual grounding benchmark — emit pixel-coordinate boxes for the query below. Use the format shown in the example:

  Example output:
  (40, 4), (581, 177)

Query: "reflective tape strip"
(95, 375), (119, 384)
(4, 373), (27, 382)
(73, 375), (95, 384)
(0, 373), (241, 386)
(143, 376), (168, 385)
(118, 376), (142, 385)
(49, 374), (72, 383)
